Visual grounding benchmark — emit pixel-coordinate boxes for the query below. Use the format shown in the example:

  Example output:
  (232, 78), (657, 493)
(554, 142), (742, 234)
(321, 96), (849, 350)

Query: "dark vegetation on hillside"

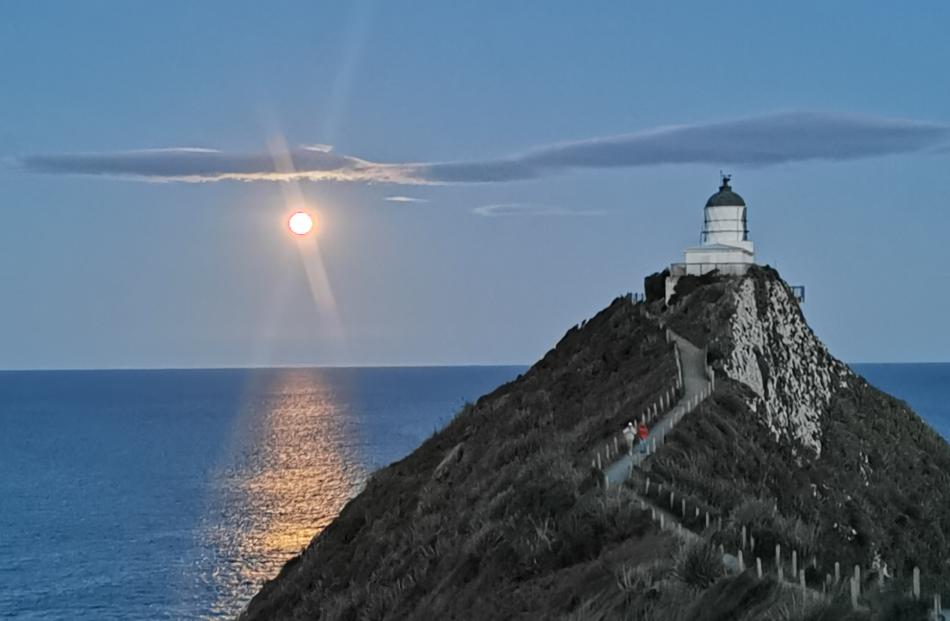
(241, 296), (682, 620)
(241, 269), (950, 620)
(654, 268), (950, 585)
(648, 376), (950, 582)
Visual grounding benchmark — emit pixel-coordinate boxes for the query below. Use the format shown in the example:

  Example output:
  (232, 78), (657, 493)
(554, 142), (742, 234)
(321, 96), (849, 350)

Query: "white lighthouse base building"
(665, 175), (755, 301)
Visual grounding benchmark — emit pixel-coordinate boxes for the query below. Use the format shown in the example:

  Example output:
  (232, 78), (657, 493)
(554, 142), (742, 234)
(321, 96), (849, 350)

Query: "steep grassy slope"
(240, 296), (680, 620)
(240, 268), (950, 620)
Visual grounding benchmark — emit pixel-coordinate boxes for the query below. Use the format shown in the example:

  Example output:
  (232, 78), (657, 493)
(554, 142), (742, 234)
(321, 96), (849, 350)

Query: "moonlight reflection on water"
(199, 370), (369, 619)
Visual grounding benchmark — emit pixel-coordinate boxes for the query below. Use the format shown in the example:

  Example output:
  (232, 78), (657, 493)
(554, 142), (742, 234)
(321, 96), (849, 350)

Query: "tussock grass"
(673, 541), (723, 589)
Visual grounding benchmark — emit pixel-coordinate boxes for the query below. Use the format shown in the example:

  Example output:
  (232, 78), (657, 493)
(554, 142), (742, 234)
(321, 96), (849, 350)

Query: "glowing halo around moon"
(287, 211), (314, 236)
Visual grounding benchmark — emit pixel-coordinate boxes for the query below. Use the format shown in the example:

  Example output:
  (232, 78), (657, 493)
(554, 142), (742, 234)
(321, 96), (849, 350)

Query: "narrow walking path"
(603, 332), (948, 616)
(605, 331), (711, 486)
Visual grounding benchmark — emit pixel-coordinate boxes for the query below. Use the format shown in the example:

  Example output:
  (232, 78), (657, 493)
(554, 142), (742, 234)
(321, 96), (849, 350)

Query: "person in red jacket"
(638, 421), (649, 454)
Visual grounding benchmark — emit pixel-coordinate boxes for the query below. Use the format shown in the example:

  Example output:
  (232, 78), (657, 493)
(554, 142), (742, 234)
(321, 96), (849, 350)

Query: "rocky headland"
(240, 266), (950, 620)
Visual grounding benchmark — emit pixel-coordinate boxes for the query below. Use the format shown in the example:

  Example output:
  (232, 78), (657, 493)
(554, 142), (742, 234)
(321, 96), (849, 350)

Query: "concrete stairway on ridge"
(604, 330), (711, 487)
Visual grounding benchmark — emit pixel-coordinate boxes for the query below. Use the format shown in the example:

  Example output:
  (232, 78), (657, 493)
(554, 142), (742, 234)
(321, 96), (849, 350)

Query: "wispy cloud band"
(384, 195), (430, 203)
(472, 203), (605, 217)
(15, 111), (950, 185)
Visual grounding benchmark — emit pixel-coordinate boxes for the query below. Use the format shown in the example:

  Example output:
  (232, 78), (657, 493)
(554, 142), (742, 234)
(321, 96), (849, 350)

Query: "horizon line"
(0, 360), (947, 373)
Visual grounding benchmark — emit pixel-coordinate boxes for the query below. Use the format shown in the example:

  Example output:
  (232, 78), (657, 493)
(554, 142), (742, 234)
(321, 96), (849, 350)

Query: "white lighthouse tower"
(665, 174), (756, 301)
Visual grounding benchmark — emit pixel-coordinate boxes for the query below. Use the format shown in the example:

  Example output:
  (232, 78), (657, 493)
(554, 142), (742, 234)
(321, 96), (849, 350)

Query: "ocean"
(0, 363), (947, 619)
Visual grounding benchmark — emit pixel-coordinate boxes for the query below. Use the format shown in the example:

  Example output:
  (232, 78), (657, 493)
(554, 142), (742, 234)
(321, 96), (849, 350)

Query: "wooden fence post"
(853, 566), (860, 604)
(705, 512), (710, 529)
(912, 566), (920, 600)
(756, 557), (762, 579)
(750, 536), (756, 554)
(738, 550), (745, 572)
(792, 550), (797, 581)
(775, 545), (782, 582)
(850, 576), (858, 610)
(835, 562), (840, 584)
(669, 491), (675, 510)
(741, 525), (747, 550)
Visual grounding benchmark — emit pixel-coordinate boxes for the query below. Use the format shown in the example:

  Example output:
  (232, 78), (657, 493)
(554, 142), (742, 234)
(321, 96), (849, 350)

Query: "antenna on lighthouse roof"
(719, 170), (731, 189)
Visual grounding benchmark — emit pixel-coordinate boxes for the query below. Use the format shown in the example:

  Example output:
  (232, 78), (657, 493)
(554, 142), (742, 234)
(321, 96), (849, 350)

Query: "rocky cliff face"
(719, 272), (851, 455)
(240, 267), (950, 620)
(663, 266), (950, 577)
(664, 268), (851, 456)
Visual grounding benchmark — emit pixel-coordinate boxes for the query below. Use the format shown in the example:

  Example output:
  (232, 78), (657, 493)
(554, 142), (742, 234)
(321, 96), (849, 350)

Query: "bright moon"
(288, 211), (314, 236)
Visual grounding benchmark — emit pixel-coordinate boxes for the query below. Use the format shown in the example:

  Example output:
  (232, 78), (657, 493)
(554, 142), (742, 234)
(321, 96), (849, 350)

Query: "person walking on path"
(623, 422), (637, 455)
(637, 421), (649, 454)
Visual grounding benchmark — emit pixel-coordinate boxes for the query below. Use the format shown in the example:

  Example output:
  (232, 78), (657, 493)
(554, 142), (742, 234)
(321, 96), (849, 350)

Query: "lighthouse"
(665, 175), (756, 301)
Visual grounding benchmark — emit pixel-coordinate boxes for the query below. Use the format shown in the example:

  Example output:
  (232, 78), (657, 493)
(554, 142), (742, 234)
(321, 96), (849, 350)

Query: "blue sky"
(2, 1), (949, 369)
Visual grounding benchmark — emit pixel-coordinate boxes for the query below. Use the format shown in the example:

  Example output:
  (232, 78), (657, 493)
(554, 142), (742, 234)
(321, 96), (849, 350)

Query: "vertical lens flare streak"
(268, 134), (349, 360)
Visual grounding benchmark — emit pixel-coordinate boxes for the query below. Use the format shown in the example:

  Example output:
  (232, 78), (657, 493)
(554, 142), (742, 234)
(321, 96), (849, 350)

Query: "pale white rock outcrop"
(721, 275), (852, 456)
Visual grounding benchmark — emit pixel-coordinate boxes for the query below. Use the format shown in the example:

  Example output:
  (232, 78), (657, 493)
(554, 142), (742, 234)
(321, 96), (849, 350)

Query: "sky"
(2, 1), (949, 369)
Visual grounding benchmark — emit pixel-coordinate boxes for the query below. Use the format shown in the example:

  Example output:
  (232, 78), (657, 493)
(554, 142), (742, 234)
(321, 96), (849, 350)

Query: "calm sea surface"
(0, 364), (947, 619)
(0, 367), (523, 620)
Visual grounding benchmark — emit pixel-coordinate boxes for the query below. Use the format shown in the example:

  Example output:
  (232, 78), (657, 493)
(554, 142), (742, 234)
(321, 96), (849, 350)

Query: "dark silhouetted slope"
(240, 267), (950, 620)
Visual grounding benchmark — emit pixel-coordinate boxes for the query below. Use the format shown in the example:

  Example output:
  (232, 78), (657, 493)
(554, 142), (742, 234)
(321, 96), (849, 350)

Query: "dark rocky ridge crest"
(240, 267), (950, 620)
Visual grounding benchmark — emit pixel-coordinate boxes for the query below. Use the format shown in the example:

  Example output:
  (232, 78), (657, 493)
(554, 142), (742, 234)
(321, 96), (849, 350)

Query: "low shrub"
(674, 541), (723, 589)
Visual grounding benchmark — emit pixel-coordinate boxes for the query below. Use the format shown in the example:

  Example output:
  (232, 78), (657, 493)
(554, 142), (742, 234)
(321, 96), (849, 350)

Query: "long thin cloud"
(16, 111), (950, 185)
(384, 195), (429, 203)
(472, 203), (605, 217)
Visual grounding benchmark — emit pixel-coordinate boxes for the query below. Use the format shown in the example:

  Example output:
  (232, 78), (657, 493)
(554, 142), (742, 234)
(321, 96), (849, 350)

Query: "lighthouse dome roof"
(705, 176), (746, 207)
